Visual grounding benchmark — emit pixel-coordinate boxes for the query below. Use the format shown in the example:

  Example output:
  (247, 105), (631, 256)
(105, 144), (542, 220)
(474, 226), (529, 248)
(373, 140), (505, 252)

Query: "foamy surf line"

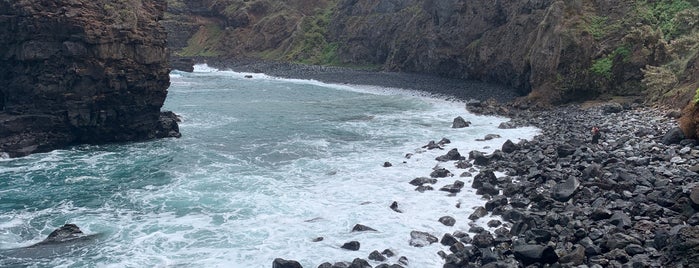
(170, 64), (540, 266)
(181, 64), (469, 102)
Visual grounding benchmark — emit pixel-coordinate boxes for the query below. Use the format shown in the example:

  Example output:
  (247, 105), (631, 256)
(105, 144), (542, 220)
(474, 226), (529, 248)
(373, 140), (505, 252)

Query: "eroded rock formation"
(0, 0), (180, 157)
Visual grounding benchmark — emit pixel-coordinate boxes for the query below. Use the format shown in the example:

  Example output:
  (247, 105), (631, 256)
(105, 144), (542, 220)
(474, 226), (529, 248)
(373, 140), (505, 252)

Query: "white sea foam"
(0, 65), (539, 267)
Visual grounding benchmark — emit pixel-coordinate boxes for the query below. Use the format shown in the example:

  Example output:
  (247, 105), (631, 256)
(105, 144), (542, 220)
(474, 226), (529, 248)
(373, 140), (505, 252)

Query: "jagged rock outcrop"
(0, 0), (180, 157)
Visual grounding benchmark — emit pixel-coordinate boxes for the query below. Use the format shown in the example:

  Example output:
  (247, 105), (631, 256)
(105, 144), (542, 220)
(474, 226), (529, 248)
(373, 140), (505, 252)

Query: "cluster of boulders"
(275, 101), (699, 267)
(436, 101), (699, 267)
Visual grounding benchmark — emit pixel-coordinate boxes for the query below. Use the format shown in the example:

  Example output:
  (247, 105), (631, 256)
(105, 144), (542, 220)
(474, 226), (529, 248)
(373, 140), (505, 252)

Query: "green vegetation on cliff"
(163, 0), (699, 106)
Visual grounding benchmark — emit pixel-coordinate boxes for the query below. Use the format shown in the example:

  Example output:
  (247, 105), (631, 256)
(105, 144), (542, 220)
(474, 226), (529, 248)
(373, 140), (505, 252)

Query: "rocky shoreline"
(273, 104), (699, 268)
(179, 59), (699, 267)
(171, 57), (522, 103)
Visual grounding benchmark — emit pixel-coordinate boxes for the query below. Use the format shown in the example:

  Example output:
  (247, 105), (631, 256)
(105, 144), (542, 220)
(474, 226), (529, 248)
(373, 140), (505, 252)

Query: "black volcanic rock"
(452, 116), (471, 128)
(341, 241), (361, 251)
(352, 224), (377, 232)
(272, 258), (302, 268)
(513, 244), (558, 265)
(0, 0), (179, 157)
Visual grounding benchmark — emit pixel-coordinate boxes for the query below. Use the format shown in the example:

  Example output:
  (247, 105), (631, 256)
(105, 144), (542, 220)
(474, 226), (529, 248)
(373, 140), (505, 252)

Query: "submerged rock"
(409, 231), (438, 247)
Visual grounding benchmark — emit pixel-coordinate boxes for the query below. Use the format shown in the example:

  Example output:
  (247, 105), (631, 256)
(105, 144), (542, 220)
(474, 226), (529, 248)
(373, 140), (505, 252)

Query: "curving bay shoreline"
(179, 60), (699, 267)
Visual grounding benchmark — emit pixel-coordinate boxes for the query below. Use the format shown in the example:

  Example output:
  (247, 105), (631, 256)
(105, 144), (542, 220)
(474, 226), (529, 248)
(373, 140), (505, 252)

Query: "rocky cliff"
(0, 0), (180, 157)
(165, 0), (699, 104)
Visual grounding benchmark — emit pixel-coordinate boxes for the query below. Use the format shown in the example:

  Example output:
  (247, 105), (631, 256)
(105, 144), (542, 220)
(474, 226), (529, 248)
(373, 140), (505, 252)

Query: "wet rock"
(409, 231), (438, 247)
(273, 258), (303, 268)
(349, 258), (371, 268)
(352, 224), (377, 232)
(455, 160), (472, 169)
(368, 250), (386, 262)
(477, 134), (502, 141)
(422, 141), (443, 150)
(430, 168), (453, 178)
(381, 249), (395, 257)
(341, 241), (361, 251)
(485, 195), (508, 211)
(398, 256), (408, 266)
(476, 183), (500, 196)
(551, 177), (580, 202)
(452, 116), (471, 128)
(513, 244), (559, 266)
(441, 233), (459, 246)
(487, 220), (502, 228)
(436, 148), (465, 162)
(472, 231), (495, 248)
(501, 139), (517, 153)
(438, 138), (452, 145)
(468, 206), (488, 221)
(390, 201), (402, 213)
(41, 224), (85, 244)
(409, 177), (437, 186)
(383, 162), (392, 167)
(415, 185), (434, 192)
(439, 216), (456, 226)
(498, 121), (517, 129)
(472, 170), (497, 189)
(440, 181), (464, 193)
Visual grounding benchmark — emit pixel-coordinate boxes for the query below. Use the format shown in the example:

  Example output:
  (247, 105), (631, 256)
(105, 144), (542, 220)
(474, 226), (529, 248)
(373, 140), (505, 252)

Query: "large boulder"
(662, 127), (685, 145)
(452, 116), (471, 128)
(436, 148), (465, 162)
(272, 258), (303, 268)
(409, 231), (438, 247)
(551, 177), (580, 202)
(501, 139), (518, 153)
(665, 226), (699, 267)
(38, 224), (85, 245)
(352, 224), (377, 232)
(513, 244), (559, 265)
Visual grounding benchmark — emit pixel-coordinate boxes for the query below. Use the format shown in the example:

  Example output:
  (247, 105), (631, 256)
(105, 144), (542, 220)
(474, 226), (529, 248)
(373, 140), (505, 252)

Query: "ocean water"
(0, 65), (539, 267)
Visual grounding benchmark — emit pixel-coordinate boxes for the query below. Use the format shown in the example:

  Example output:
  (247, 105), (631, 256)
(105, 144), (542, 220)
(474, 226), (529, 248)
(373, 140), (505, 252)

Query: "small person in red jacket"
(591, 126), (601, 144)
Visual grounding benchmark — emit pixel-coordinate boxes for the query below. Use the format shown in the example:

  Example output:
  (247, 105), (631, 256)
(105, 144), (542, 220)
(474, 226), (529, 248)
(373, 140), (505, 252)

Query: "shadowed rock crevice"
(0, 0), (180, 157)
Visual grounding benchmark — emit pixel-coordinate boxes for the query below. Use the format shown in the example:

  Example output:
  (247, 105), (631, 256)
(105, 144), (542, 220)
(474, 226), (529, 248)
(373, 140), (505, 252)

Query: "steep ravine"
(0, 0), (180, 157)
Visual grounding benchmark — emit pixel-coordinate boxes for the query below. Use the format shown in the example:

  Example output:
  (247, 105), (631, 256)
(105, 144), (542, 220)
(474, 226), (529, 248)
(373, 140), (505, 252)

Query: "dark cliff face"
(0, 0), (180, 157)
(166, 0), (699, 108)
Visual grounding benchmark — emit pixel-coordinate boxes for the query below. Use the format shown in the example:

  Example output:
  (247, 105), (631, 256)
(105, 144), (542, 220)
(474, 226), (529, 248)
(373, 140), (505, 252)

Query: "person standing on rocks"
(591, 126), (601, 144)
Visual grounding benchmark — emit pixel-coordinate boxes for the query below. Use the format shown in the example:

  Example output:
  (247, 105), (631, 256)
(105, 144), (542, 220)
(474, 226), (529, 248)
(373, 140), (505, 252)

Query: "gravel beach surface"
(179, 58), (523, 103)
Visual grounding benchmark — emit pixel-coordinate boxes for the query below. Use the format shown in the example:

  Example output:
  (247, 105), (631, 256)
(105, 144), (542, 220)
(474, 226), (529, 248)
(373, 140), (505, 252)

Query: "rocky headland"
(0, 0), (180, 157)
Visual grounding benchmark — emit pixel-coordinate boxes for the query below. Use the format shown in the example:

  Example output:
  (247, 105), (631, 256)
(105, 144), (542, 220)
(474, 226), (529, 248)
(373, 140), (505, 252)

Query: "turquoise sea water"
(0, 65), (538, 267)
